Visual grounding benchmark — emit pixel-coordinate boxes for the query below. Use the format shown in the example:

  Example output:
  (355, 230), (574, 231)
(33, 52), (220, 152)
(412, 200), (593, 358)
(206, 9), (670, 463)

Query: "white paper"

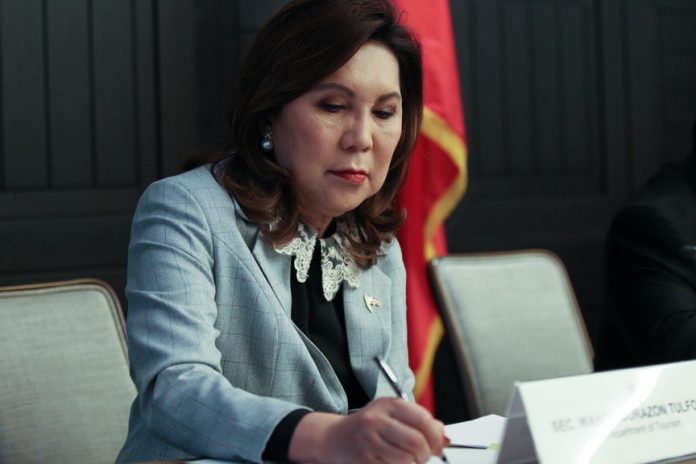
(427, 414), (506, 464)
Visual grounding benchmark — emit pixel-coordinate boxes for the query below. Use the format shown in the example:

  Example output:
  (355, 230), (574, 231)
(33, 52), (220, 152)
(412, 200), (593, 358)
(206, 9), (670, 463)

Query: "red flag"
(394, 0), (468, 412)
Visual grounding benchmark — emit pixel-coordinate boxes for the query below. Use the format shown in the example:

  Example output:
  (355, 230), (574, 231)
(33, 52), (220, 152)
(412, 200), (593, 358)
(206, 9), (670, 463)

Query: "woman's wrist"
(287, 411), (342, 463)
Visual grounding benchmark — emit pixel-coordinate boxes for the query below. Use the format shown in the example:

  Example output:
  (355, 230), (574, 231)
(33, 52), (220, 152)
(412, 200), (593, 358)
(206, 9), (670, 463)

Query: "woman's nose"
(341, 113), (373, 152)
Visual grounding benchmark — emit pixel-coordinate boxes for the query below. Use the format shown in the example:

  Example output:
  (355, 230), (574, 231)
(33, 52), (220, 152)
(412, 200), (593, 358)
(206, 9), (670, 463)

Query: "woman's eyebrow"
(376, 91), (402, 103)
(314, 82), (401, 102)
(314, 82), (354, 96)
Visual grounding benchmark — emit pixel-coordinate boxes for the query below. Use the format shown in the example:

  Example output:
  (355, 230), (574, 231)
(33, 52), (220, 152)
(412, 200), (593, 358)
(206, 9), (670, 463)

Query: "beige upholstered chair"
(0, 279), (135, 464)
(430, 250), (593, 417)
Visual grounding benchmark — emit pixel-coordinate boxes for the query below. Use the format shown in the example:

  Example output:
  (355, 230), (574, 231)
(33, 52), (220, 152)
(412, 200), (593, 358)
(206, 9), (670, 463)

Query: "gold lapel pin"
(363, 294), (382, 312)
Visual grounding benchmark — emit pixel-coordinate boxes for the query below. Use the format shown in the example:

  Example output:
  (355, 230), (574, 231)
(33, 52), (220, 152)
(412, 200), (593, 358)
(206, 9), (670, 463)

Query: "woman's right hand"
(287, 397), (446, 464)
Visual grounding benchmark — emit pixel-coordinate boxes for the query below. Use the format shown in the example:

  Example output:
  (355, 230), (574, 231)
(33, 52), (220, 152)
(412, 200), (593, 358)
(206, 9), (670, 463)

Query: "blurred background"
(1, 0), (695, 419)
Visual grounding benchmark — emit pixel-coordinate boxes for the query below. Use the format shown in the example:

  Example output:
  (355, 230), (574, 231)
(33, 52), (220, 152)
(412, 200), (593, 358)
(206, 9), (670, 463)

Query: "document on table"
(428, 414), (506, 464)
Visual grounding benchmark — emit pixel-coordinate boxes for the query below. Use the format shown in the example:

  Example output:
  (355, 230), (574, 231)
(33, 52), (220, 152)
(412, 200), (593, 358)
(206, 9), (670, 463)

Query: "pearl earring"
(260, 132), (274, 152)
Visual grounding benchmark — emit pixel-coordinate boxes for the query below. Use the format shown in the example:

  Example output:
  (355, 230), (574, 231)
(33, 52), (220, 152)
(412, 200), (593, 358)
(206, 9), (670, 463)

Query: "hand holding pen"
(289, 357), (449, 463)
(373, 356), (489, 454)
(373, 356), (450, 462)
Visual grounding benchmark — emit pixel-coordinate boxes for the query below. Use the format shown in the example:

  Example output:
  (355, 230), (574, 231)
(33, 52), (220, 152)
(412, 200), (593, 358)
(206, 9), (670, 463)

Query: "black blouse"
(262, 234), (369, 460)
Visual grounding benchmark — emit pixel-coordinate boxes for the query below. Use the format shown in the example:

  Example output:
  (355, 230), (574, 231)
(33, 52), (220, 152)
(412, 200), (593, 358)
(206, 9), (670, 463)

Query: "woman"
(117, 0), (446, 462)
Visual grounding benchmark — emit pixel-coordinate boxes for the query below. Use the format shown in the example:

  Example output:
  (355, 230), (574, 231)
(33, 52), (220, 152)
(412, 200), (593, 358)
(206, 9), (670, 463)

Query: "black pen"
(446, 443), (488, 450)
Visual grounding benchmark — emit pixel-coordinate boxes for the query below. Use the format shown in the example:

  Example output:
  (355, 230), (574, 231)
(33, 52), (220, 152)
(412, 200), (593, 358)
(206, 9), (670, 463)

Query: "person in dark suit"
(596, 119), (696, 369)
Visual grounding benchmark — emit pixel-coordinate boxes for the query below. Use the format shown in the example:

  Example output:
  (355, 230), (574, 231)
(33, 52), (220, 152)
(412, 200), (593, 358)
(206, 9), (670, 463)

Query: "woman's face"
(271, 41), (402, 233)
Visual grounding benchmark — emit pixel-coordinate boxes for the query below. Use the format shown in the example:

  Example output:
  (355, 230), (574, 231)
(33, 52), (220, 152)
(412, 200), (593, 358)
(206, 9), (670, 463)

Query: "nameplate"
(497, 360), (696, 463)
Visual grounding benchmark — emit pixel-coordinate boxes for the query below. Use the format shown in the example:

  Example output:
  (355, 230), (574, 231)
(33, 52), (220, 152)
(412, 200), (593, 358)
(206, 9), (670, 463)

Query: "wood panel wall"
(448, 0), (695, 340)
(449, 0), (614, 351)
(437, 0), (696, 421)
(0, 0), (157, 302)
(627, 0), (696, 186)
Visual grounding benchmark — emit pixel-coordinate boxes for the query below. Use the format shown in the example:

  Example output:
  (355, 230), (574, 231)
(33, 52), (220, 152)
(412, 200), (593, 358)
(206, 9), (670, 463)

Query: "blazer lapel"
(250, 238), (292, 315)
(230, 199), (293, 315)
(343, 264), (393, 399)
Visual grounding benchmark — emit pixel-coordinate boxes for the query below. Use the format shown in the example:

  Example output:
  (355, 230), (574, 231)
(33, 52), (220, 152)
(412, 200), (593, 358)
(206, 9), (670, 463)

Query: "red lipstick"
(330, 170), (367, 185)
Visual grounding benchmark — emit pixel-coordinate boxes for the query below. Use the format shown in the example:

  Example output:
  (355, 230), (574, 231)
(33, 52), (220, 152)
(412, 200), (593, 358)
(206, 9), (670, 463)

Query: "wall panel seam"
(41, 0), (52, 188)
(87, 0), (97, 188)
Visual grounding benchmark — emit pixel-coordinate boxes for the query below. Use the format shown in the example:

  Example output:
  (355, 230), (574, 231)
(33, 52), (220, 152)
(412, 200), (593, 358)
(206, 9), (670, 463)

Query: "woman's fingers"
(359, 397), (446, 462)
(291, 398), (446, 464)
(387, 399), (447, 454)
(377, 415), (433, 463)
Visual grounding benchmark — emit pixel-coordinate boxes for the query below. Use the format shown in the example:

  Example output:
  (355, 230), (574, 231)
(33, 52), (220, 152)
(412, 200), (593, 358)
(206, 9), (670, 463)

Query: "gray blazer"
(116, 165), (414, 463)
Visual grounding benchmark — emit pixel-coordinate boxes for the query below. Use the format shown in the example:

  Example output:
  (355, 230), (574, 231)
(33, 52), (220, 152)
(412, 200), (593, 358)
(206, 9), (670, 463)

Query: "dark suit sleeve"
(262, 409), (311, 460)
(607, 204), (696, 363)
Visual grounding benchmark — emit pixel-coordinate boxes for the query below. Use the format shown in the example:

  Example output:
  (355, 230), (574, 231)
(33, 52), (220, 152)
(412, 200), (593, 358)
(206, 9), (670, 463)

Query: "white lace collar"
(274, 221), (361, 301)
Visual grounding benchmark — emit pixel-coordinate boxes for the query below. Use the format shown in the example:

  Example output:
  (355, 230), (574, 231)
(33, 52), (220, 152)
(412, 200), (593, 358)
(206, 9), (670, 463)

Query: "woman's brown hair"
(206, 0), (423, 267)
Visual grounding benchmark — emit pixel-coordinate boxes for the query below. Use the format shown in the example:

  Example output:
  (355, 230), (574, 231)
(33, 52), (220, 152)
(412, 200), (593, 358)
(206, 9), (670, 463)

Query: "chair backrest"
(429, 250), (593, 417)
(0, 279), (135, 464)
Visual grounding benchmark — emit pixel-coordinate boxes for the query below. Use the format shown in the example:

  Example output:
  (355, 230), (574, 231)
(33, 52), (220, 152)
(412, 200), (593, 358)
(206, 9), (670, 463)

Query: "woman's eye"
(374, 109), (395, 120)
(320, 103), (344, 113)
